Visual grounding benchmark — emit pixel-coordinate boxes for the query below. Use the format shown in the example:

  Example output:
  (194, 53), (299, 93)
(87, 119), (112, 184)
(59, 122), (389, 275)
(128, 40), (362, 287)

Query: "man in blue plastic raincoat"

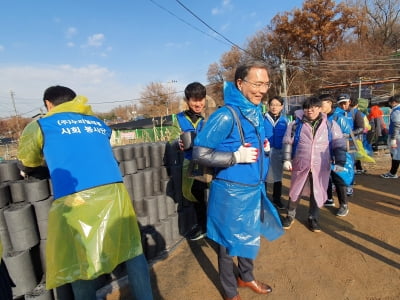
(17, 86), (153, 300)
(193, 60), (284, 300)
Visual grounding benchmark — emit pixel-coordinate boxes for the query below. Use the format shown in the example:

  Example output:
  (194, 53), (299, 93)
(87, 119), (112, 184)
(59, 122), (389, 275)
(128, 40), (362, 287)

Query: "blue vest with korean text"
(38, 112), (122, 199)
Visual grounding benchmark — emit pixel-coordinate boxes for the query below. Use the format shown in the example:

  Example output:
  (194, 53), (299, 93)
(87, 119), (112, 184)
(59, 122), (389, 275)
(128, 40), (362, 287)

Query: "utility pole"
(280, 56), (288, 114)
(132, 103), (137, 120)
(166, 80), (177, 115)
(10, 90), (21, 136)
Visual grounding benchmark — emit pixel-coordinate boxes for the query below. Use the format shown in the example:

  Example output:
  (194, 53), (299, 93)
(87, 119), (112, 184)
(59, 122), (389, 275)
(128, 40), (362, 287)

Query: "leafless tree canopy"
(207, 0), (400, 101)
(139, 82), (180, 118)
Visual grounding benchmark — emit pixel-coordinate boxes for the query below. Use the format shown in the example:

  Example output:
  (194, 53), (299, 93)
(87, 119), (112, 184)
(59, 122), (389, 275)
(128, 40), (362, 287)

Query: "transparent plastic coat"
(181, 159), (197, 202)
(45, 183), (142, 289)
(388, 105), (400, 160)
(194, 82), (284, 259)
(331, 152), (354, 186)
(17, 97), (143, 289)
(207, 179), (283, 259)
(355, 139), (376, 163)
(283, 110), (346, 208)
(169, 117), (198, 202)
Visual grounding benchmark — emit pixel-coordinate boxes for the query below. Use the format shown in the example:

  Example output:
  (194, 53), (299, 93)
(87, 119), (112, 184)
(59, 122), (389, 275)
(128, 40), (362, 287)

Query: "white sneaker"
(336, 205), (349, 217)
(380, 172), (398, 179)
(346, 187), (353, 196)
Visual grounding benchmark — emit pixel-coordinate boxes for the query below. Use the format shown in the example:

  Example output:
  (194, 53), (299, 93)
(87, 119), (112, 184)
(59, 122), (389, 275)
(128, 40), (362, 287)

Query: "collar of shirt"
(184, 109), (203, 123)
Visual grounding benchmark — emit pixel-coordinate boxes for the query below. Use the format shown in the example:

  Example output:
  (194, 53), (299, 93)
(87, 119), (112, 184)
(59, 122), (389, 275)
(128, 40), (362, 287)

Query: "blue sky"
(0, 0), (304, 118)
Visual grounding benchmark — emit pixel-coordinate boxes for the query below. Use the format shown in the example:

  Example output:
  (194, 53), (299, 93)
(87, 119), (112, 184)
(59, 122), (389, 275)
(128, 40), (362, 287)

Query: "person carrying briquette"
(281, 96), (347, 232)
(17, 86), (153, 300)
(174, 82), (208, 241)
(193, 60), (284, 300)
(264, 96), (288, 210)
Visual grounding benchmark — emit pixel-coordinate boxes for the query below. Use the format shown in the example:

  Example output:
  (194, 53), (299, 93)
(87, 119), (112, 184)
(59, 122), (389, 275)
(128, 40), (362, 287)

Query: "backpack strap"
(225, 105), (245, 145)
(291, 119), (302, 159)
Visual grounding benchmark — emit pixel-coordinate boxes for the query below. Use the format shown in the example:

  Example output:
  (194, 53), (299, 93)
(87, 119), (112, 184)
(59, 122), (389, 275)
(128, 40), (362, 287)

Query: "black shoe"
(308, 218), (321, 232)
(282, 216), (294, 229)
(273, 199), (285, 210)
(336, 205), (349, 217)
(187, 226), (206, 241)
(324, 199), (335, 207)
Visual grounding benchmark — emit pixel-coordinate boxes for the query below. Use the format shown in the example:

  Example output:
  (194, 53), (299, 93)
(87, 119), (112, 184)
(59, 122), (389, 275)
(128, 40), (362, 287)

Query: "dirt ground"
(105, 151), (399, 300)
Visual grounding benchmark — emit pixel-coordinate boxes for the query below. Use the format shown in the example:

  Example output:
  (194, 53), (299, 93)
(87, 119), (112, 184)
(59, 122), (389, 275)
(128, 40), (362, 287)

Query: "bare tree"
(206, 46), (243, 106)
(239, 0), (361, 95)
(139, 82), (179, 117)
(362, 0), (400, 49)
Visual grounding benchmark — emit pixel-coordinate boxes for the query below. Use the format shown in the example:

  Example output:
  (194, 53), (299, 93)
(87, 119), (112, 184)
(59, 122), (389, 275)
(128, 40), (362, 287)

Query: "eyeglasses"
(303, 106), (320, 110)
(242, 79), (272, 89)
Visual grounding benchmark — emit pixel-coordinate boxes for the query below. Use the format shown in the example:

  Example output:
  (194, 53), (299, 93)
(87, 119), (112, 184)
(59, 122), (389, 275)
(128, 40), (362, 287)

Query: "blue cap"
(337, 94), (350, 103)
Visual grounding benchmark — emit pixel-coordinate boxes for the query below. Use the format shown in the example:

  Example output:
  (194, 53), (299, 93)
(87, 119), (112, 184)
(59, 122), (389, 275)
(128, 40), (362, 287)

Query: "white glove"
(263, 139), (270, 153)
(283, 160), (292, 171)
(20, 170), (27, 178)
(234, 145), (258, 163)
(390, 139), (397, 148)
(332, 165), (345, 173)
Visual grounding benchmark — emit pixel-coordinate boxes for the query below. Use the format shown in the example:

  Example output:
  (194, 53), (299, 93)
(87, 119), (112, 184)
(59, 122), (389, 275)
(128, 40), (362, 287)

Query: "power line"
(174, 0), (253, 56)
(89, 81), (221, 106)
(313, 68), (400, 72)
(289, 57), (400, 64)
(147, 0), (230, 47)
(287, 58), (400, 67)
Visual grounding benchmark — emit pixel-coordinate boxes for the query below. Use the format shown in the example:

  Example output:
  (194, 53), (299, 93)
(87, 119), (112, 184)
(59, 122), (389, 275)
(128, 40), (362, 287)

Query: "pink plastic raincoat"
(283, 110), (345, 208)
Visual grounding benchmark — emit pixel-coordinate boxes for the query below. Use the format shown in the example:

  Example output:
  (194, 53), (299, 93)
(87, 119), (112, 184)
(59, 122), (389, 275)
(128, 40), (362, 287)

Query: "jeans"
(71, 253), (153, 300)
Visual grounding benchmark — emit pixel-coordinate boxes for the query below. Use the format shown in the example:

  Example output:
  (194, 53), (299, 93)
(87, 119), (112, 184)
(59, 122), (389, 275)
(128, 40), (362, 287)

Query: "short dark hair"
(302, 97), (322, 109)
(184, 82), (206, 100)
(43, 85), (76, 106)
(388, 94), (400, 104)
(234, 59), (269, 87)
(268, 96), (284, 105)
(318, 94), (334, 102)
(350, 98), (359, 107)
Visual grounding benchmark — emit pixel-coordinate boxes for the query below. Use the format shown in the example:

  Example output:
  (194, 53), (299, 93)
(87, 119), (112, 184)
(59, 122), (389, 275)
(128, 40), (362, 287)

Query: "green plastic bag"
(46, 183), (143, 289)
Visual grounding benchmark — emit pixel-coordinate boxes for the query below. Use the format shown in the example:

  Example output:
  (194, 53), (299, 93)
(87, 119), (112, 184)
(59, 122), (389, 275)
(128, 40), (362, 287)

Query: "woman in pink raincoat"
(280, 97), (346, 232)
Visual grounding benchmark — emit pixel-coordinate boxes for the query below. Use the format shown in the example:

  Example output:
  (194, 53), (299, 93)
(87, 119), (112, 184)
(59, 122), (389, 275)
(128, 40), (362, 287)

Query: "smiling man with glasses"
(242, 79), (272, 90)
(193, 60), (283, 300)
